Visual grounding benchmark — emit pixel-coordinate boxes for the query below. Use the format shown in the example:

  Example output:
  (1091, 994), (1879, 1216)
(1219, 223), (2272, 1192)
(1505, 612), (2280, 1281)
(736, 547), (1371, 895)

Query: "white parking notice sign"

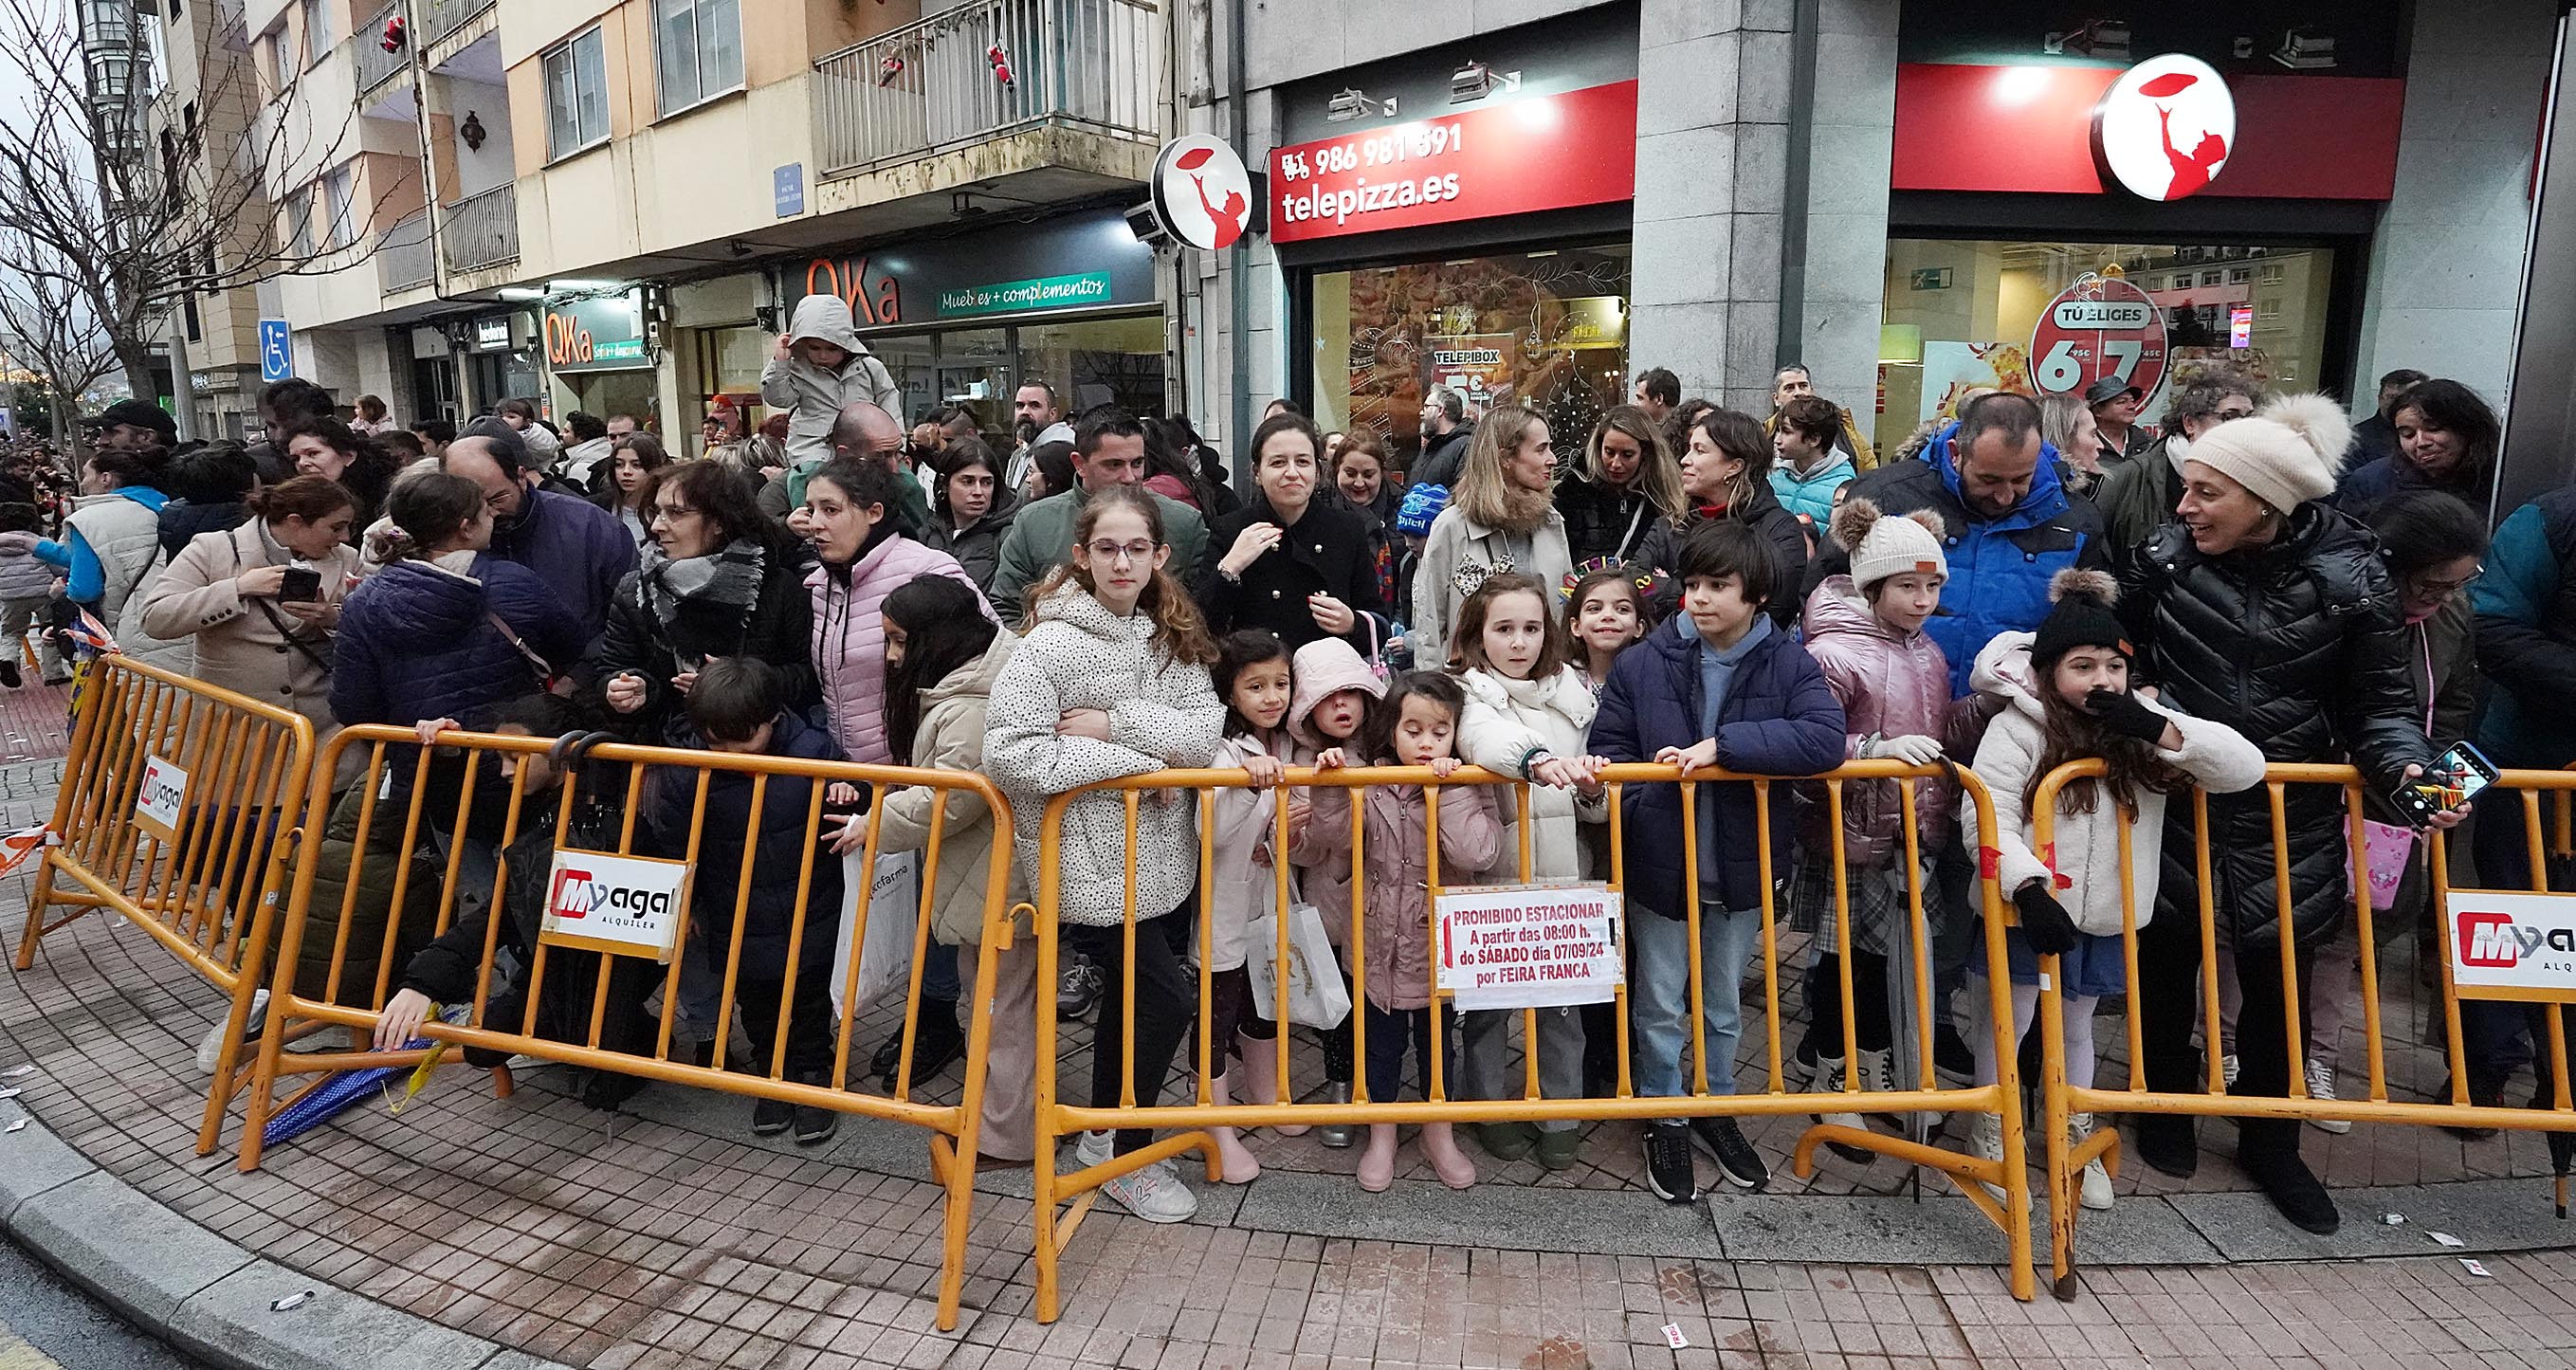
(539, 849), (693, 962)
(1437, 883), (1624, 1010)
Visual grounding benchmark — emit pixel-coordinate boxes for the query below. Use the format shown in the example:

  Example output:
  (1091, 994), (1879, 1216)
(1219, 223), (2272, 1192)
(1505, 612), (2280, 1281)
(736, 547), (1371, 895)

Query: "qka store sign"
(796, 208), (1156, 327)
(543, 293), (650, 374)
(1270, 80), (1638, 244)
(2449, 890), (2576, 1003)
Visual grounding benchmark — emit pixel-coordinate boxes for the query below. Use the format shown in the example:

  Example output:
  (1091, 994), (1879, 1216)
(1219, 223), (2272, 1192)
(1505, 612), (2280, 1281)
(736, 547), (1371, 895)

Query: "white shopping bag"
(830, 849), (921, 1022)
(1245, 900), (1352, 1029)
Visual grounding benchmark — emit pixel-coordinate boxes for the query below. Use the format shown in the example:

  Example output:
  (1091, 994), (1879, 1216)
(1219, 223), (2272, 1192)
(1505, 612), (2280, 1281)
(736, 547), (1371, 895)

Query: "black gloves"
(2012, 881), (2081, 956)
(2084, 687), (2166, 744)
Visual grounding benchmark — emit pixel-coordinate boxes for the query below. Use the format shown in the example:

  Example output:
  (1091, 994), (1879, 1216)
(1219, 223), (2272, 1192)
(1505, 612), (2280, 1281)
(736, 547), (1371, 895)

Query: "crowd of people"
(11, 335), (2554, 1244)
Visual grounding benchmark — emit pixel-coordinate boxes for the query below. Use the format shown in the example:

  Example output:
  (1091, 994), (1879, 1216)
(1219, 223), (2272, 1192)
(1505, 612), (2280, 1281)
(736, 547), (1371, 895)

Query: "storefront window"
(1309, 244), (1631, 472)
(1876, 238), (2337, 455)
(1017, 315), (1166, 419)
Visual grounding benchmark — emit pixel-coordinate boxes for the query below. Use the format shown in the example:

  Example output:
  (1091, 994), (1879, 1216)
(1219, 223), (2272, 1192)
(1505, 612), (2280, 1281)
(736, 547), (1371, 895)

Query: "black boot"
(2238, 1123), (2337, 1234)
(874, 1000), (965, 1089)
(2133, 1112), (2200, 1178)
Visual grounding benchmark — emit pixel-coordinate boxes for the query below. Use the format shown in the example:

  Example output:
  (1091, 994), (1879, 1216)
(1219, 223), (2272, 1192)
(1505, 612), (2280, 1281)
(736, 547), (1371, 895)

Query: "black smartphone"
(2389, 741), (2499, 828)
(277, 566), (321, 602)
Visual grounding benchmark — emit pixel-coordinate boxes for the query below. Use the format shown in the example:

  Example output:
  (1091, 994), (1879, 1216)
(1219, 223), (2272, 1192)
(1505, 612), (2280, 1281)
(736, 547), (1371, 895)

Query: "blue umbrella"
(258, 1006), (470, 1149)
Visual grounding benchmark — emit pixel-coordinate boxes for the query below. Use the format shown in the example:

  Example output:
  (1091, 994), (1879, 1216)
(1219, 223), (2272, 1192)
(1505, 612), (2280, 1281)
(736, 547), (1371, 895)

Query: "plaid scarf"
(636, 537), (765, 644)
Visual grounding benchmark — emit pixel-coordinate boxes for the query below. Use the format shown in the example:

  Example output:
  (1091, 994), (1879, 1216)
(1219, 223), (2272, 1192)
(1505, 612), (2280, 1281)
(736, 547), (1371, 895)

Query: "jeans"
(1630, 900), (1763, 1106)
(1364, 1003), (1446, 1103)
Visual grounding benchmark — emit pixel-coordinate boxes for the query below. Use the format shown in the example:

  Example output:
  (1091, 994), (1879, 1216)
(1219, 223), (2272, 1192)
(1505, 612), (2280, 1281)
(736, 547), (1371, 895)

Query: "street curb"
(0, 1105), (573, 1370)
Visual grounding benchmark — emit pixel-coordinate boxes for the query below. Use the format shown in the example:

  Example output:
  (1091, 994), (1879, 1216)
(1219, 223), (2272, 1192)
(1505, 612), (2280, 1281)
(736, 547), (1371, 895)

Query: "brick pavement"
(5, 712), (2576, 1366)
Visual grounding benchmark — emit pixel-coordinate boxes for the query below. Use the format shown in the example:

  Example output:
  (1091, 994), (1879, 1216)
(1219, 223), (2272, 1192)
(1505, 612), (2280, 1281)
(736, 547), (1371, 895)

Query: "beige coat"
(876, 632), (1026, 946)
(136, 521), (357, 747)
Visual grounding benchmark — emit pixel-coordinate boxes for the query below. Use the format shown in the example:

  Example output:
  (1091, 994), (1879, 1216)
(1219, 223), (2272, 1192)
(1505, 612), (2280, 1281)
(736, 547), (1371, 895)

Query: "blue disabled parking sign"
(258, 319), (291, 382)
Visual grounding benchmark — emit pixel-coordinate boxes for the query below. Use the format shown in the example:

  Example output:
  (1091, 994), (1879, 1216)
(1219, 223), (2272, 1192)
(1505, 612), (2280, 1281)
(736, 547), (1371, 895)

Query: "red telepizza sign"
(2030, 275), (2169, 404)
(1269, 81), (1638, 244)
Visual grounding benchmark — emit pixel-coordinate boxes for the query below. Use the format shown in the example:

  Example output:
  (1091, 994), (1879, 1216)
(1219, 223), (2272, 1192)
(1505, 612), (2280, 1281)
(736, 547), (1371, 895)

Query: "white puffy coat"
(1454, 665), (1603, 883)
(1205, 731), (1291, 974)
(983, 583), (1224, 928)
(1963, 631), (2266, 937)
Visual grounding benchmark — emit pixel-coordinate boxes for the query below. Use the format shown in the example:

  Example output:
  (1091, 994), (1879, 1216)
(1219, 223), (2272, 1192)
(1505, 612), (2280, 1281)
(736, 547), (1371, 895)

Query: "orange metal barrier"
(1028, 760), (2037, 1323)
(14, 656), (315, 1154)
(235, 724), (1020, 1331)
(2035, 761), (2576, 1299)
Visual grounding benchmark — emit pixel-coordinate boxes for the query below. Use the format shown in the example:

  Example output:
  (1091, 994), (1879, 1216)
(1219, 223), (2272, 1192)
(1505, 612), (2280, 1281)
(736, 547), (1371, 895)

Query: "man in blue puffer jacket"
(1803, 392), (2110, 697)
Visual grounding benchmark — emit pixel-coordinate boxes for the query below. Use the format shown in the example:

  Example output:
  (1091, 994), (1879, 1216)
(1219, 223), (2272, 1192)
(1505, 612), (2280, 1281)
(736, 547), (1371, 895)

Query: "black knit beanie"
(2028, 568), (2130, 670)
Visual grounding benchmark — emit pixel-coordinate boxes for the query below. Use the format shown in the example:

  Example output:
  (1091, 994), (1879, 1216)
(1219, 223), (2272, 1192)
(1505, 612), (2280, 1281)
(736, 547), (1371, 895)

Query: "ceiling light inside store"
(1450, 62), (1522, 104)
(1326, 87), (1396, 121)
(496, 287), (543, 301)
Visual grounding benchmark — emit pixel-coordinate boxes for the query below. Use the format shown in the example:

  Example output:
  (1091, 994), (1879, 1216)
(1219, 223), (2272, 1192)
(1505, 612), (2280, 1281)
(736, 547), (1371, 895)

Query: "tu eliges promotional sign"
(1269, 81), (1639, 244)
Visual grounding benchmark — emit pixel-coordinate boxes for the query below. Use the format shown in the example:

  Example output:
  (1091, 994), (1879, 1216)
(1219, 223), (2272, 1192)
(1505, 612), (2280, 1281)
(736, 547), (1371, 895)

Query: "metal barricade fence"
(14, 656), (316, 1156)
(1029, 761), (2038, 1323)
(2034, 761), (2576, 1299)
(235, 725), (1021, 1332)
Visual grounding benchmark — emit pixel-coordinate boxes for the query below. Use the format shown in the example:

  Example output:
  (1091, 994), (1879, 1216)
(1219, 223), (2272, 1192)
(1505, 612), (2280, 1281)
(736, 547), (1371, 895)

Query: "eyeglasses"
(2212, 407), (2256, 421)
(2414, 566), (2484, 597)
(1085, 539), (1157, 564)
(652, 503), (701, 522)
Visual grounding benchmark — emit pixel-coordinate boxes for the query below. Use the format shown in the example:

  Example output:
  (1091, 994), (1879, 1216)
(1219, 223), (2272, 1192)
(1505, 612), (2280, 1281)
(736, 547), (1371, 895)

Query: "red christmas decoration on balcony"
(986, 44), (1014, 86)
(379, 14), (407, 53)
(878, 54), (904, 85)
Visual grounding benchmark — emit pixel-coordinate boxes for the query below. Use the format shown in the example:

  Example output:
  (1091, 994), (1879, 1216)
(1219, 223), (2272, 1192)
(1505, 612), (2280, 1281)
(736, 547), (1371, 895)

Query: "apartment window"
(2259, 264), (2286, 284)
(288, 188), (313, 257)
(653, 0), (741, 116)
(323, 163), (356, 247)
(299, 0), (330, 57)
(182, 297), (200, 343)
(2199, 270), (2222, 287)
(2227, 267), (2251, 284)
(2259, 296), (2282, 319)
(543, 28), (610, 159)
(262, 28), (287, 87)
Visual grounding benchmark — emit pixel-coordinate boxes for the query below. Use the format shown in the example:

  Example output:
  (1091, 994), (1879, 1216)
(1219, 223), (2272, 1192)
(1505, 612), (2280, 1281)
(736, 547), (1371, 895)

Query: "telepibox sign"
(133, 755), (188, 843)
(540, 849), (693, 962)
(1437, 883), (1624, 1010)
(2030, 274), (2169, 405)
(1269, 81), (1638, 244)
(2449, 890), (2576, 1003)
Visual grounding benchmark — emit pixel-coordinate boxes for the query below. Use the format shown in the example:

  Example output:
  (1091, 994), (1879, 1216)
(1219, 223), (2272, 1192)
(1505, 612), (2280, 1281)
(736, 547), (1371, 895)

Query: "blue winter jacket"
(1808, 422), (2109, 696)
(2473, 486), (2576, 771)
(641, 710), (848, 978)
(484, 485), (640, 644)
(331, 555), (587, 729)
(1769, 452), (1855, 525)
(1587, 614), (1846, 917)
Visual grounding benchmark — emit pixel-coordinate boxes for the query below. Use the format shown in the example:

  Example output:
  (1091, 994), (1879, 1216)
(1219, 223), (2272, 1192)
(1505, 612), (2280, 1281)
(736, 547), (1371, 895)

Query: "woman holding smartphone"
(136, 475), (361, 752)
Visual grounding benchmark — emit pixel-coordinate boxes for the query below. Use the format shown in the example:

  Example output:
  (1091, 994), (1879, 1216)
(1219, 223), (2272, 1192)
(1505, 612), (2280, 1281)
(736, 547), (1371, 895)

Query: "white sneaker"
(2306, 1060), (2351, 1133)
(196, 989), (267, 1073)
(1074, 1128), (1114, 1169)
(2071, 1113), (2113, 1211)
(1099, 1158), (1198, 1223)
(2220, 1053), (2240, 1089)
(1968, 1111), (2006, 1202)
(1806, 1054), (1868, 1134)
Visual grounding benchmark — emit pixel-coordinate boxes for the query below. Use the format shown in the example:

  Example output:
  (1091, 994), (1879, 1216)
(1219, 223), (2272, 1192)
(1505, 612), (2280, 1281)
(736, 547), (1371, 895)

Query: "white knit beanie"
(2177, 393), (2352, 514)
(1831, 497), (1949, 590)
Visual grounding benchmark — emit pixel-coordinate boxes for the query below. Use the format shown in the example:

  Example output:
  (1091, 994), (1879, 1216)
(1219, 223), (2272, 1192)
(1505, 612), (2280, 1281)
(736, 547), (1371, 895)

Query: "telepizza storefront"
(786, 207), (1165, 432)
(1273, 12), (1641, 473)
(1874, 9), (2411, 454)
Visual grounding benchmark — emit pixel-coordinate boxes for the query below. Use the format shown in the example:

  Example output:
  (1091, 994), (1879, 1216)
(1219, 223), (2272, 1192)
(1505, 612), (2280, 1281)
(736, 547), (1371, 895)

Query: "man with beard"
(1002, 380), (1063, 495)
(1410, 384), (1472, 488)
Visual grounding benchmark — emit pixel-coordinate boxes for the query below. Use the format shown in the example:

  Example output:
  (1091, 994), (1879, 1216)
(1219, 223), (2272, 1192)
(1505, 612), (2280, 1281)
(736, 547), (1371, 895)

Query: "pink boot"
(1207, 1073), (1261, 1184)
(1357, 1123), (1399, 1192)
(1419, 1122), (1477, 1190)
(1235, 1032), (1307, 1136)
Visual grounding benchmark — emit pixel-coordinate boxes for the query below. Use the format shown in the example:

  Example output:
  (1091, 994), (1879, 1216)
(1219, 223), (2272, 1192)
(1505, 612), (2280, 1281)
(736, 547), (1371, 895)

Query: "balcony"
(437, 182), (516, 273)
(813, 0), (1160, 178)
(419, 0), (494, 47)
(376, 211), (432, 292)
(355, 3), (408, 92)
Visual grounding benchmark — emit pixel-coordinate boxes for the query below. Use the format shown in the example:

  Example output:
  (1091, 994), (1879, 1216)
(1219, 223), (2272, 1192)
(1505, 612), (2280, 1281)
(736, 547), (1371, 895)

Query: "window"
(261, 28), (286, 88)
(2199, 270), (2222, 287)
(2260, 264), (2286, 283)
(182, 297), (200, 342)
(2259, 296), (2282, 319)
(543, 28), (610, 159)
(323, 163), (355, 247)
(2227, 267), (2251, 283)
(652, 0), (741, 116)
(298, 0), (330, 57)
(288, 187), (314, 257)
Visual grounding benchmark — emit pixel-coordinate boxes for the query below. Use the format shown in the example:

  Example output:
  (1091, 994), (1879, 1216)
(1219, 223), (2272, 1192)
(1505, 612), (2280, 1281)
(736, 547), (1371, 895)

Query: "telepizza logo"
(2458, 910), (2575, 968)
(549, 868), (676, 922)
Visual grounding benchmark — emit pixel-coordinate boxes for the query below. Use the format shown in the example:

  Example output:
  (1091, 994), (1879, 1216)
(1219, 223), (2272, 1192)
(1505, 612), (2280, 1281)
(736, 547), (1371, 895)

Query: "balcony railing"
(437, 182), (516, 273)
(419, 0), (494, 47)
(813, 0), (1160, 178)
(377, 212), (432, 291)
(355, 3), (408, 91)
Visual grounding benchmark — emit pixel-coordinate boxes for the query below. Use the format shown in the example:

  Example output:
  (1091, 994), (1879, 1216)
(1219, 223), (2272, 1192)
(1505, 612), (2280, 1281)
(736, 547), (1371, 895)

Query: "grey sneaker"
(1100, 1159), (1198, 1223)
(2306, 1060), (2350, 1134)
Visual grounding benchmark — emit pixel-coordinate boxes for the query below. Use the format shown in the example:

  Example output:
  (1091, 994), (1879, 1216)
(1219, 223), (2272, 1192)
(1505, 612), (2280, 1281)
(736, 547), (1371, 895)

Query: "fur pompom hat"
(2029, 568), (2129, 669)
(1831, 497), (1949, 591)
(2179, 393), (2352, 515)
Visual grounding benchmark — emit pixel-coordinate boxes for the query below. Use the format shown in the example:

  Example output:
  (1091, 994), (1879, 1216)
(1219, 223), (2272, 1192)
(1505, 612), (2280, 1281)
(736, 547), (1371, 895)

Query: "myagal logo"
(550, 867), (594, 921)
(1150, 136), (1252, 252)
(2093, 54), (2235, 201)
(2459, 910), (2575, 967)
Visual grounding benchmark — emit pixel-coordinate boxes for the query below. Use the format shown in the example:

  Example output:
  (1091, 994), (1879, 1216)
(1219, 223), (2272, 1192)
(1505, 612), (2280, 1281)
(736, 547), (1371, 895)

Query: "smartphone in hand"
(2390, 741), (2499, 828)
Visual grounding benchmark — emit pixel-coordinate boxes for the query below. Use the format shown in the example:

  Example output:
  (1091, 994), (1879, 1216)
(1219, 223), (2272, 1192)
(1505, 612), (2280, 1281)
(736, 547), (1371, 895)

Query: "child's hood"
(1458, 663), (1596, 735)
(925, 631), (1016, 707)
(785, 295), (869, 358)
(1288, 636), (1385, 747)
(1969, 630), (2046, 722)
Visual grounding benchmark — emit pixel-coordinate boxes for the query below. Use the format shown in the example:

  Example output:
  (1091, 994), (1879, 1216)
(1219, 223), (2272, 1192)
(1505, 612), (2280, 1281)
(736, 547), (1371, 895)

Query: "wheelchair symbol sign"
(258, 320), (290, 382)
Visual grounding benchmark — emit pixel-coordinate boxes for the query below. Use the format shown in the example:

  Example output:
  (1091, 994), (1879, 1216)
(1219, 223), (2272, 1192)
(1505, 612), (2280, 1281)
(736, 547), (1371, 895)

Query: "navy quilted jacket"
(1587, 618), (1846, 916)
(332, 555), (587, 728)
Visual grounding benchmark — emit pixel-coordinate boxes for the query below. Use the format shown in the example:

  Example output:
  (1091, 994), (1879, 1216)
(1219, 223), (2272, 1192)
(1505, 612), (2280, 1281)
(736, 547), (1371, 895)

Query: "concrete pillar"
(1795, 0), (1898, 420)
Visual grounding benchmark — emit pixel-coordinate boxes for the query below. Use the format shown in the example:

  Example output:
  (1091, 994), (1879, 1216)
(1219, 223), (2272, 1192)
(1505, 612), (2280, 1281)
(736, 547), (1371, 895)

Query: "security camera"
(1124, 201), (1171, 248)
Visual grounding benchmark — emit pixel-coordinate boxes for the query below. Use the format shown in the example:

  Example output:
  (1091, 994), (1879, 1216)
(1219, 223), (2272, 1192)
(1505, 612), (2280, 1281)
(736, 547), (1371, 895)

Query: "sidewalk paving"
(3, 740), (2576, 1367)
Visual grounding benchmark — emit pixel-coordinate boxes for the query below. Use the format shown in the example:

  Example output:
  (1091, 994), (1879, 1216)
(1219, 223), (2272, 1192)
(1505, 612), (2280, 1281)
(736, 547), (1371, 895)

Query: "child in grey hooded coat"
(760, 295), (904, 469)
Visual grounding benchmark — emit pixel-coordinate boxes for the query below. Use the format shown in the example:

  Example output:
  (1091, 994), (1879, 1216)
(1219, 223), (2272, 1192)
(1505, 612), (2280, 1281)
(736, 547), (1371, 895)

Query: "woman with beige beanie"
(2112, 393), (2467, 1235)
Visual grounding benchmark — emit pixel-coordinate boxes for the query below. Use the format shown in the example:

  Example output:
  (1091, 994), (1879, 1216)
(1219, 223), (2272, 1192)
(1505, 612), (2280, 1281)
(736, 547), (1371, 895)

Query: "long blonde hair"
(1452, 405), (1555, 534)
(1583, 404), (1687, 521)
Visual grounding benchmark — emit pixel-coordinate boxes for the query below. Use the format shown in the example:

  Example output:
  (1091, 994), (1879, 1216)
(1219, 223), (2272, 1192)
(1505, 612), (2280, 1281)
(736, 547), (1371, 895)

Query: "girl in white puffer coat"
(1962, 569), (2264, 1211)
(1450, 573), (1606, 1170)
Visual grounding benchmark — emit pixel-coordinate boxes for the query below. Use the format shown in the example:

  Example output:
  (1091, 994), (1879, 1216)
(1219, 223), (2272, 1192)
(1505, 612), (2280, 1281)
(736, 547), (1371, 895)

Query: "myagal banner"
(2449, 890), (2576, 1003)
(134, 755), (187, 844)
(1269, 81), (1638, 244)
(1437, 883), (1624, 1010)
(540, 849), (693, 962)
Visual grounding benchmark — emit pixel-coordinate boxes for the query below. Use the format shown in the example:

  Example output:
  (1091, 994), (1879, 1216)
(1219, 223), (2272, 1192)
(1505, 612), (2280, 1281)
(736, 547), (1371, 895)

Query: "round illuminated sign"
(1149, 136), (1253, 251)
(2092, 54), (2236, 201)
(2030, 274), (2169, 405)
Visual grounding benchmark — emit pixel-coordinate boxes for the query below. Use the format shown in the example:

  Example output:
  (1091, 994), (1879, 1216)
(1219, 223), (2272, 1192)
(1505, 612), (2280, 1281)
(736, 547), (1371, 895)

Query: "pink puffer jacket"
(1800, 574), (1972, 867)
(810, 534), (991, 765)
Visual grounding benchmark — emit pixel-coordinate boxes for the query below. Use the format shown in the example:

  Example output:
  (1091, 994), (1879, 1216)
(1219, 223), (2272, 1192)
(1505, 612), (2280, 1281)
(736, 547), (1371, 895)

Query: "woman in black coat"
(594, 458), (817, 744)
(1557, 404), (1684, 573)
(2115, 394), (2452, 1234)
(1196, 411), (1388, 655)
(1676, 407), (1808, 626)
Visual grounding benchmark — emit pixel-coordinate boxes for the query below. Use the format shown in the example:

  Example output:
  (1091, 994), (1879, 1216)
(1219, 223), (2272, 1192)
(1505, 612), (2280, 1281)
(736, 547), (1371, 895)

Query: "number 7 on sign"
(2101, 340), (2143, 386)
